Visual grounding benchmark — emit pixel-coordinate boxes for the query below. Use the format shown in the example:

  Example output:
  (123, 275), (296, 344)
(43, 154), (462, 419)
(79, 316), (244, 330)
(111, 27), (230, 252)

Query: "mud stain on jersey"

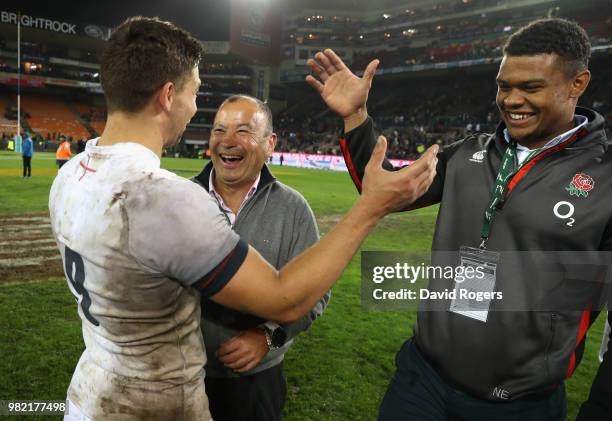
(109, 191), (127, 207)
(98, 376), (186, 420)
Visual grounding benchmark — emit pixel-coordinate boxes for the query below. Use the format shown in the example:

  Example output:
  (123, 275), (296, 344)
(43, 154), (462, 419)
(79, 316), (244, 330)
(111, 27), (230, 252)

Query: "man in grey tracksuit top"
(193, 95), (329, 421)
(305, 18), (611, 421)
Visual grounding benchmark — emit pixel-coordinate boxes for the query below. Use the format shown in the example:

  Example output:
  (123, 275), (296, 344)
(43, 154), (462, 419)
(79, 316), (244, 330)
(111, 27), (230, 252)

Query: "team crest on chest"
(470, 150), (486, 163)
(566, 173), (594, 198)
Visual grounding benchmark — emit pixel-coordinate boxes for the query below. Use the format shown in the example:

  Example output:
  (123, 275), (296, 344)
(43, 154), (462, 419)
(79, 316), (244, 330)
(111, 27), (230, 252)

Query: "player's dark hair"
(100, 16), (203, 113)
(220, 95), (274, 136)
(503, 18), (590, 77)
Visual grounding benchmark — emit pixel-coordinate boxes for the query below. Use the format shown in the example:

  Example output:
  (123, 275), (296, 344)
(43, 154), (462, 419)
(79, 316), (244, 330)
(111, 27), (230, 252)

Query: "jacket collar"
(493, 106), (606, 155)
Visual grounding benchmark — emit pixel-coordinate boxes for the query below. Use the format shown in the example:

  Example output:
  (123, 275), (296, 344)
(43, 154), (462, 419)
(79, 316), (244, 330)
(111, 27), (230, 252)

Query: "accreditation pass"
(449, 246), (500, 322)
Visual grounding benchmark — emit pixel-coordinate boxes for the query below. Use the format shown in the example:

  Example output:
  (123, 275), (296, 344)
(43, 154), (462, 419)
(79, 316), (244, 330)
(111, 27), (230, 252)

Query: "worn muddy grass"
(0, 213), (62, 283)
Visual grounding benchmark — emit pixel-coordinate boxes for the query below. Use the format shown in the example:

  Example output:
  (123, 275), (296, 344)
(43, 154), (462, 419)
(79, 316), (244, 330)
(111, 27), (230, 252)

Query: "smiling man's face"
(496, 53), (578, 148)
(210, 98), (275, 190)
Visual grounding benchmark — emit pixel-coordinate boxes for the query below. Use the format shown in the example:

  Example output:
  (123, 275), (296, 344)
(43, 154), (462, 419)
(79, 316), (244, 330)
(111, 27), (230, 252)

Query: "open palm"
(306, 49), (379, 118)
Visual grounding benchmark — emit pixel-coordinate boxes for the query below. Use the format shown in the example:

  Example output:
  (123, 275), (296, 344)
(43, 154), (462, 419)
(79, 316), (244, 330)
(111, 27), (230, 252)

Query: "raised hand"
(306, 49), (379, 120)
(361, 136), (439, 215)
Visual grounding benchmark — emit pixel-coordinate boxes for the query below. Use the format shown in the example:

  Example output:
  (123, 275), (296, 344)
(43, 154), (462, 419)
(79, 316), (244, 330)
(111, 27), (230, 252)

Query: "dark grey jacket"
(192, 163), (329, 377)
(341, 107), (612, 417)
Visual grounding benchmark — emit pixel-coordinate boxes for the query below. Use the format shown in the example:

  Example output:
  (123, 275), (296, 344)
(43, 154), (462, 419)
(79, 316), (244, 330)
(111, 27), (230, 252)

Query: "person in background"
(77, 138), (86, 154)
(22, 131), (33, 178)
(56, 135), (71, 169)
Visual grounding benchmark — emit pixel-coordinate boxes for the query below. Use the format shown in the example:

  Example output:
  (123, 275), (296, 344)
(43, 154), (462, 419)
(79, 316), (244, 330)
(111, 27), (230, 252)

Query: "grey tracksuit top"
(193, 163), (329, 378)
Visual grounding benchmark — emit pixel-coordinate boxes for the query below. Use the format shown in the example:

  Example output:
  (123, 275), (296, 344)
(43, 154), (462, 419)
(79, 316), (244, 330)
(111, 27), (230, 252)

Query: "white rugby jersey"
(49, 139), (248, 420)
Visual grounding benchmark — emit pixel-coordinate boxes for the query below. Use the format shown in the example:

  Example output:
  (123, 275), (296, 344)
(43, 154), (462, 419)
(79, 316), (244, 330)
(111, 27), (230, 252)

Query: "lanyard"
(479, 141), (544, 249)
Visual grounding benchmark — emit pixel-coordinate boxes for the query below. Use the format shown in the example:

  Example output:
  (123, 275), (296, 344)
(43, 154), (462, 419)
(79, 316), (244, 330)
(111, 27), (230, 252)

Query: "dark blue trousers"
(205, 363), (286, 421)
(379, 338), (567, 421)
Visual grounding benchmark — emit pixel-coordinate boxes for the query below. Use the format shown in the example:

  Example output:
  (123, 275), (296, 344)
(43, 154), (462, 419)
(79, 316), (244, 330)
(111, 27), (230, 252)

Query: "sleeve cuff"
(193, 239), (249, 298)
(343, 116), (373, 137)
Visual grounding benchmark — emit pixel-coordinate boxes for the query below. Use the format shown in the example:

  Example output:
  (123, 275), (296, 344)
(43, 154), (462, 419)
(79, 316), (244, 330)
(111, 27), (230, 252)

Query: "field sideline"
(0, 151), (604, 420)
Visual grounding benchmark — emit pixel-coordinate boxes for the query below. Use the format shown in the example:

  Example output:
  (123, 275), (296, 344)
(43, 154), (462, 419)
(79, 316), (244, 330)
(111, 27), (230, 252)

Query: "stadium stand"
(276, 54), (611, 161)
(74, 104), (106, 136)
(286, 0), (611, 69)
(274, 0), (611, 160)
(21, 95), (90, 140)
(0, 0), (609, 161)
(0, 28), (254, 150)
(0, 95), (17, 136)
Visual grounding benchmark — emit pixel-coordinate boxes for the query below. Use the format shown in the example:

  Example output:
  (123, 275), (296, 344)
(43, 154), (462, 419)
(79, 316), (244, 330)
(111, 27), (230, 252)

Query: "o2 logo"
(65, 246), (99, 326)
(553, 201), (575, 227)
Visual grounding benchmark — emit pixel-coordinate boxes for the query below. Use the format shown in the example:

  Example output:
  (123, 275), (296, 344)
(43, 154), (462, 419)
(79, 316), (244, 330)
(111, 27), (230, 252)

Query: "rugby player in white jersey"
(49, 17), (438, 421)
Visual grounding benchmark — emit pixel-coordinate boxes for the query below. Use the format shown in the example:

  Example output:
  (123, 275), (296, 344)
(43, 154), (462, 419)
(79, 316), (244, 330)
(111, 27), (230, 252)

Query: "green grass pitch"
(0, 151), (603, 420)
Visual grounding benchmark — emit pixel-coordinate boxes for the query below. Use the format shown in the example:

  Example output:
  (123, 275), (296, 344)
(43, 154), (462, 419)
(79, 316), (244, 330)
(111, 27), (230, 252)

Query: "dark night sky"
(2, 0), (232, 40)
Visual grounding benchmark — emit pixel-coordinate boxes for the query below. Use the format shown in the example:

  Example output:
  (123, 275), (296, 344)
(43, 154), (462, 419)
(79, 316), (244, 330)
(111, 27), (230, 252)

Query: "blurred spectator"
(77, 138), (86, 154)
(22, 131), (33, 178)
(56, 135), (72, 169)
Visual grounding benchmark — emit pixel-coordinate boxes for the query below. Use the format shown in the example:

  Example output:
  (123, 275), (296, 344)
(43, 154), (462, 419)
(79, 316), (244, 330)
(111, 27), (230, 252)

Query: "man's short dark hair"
(100, 16), (203, 113)
(503, 18), (591, 76)
(219, 95), (274, 136)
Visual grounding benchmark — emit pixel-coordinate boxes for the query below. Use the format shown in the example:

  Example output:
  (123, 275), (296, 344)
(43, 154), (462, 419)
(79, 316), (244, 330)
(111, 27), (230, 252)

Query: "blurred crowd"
(274, 59), (612, 160)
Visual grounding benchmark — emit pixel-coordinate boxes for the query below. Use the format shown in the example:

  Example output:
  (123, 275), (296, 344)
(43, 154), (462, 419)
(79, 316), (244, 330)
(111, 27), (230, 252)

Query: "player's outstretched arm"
(211, 138), (438, 323)
(306, 48), (378, 132)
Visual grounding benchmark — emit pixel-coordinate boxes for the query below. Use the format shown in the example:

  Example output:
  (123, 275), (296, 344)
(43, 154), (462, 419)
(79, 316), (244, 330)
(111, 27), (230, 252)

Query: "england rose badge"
(566, 173), (594, 197)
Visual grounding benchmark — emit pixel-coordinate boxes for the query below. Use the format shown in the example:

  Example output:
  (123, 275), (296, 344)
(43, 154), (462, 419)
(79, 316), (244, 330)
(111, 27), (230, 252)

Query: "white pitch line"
(0, 217), (50, 223)
(0, 255), (61, 268)
(2, 245), (59, 254)
(0, 238), (55, 247)
(0, 223), (51, 230)
(0, 222), (50, 229)
(0, 231), (52, 238)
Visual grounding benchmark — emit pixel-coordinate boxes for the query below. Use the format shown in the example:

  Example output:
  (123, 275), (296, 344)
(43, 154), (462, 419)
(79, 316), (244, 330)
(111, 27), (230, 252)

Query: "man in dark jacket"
(77, 138), (86, 154)
(306, 18), (611, 420)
